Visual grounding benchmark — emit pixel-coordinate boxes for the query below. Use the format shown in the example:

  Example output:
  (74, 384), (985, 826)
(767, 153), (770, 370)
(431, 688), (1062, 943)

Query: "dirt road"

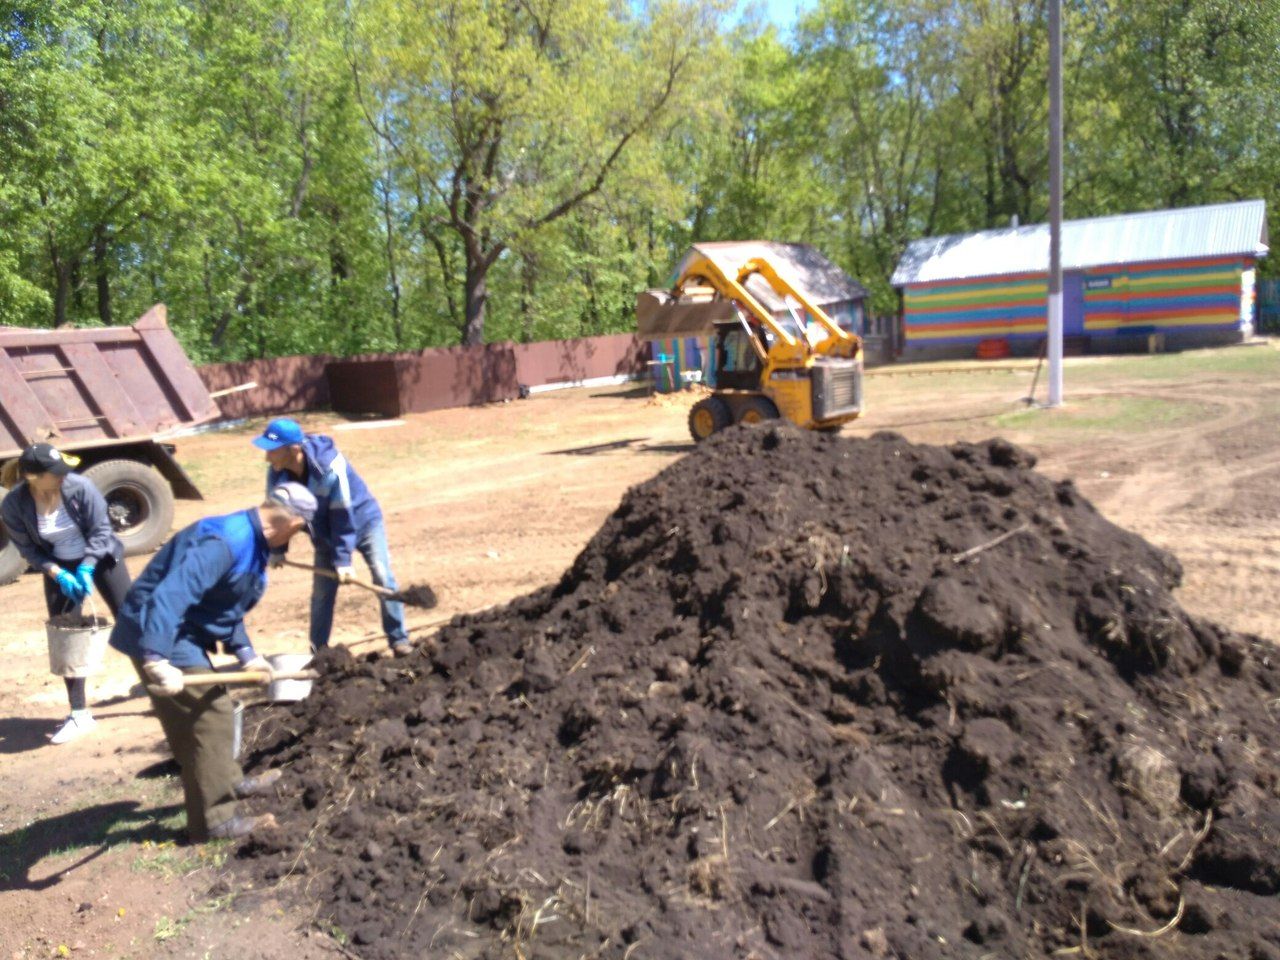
(2, 343), (1277, 958)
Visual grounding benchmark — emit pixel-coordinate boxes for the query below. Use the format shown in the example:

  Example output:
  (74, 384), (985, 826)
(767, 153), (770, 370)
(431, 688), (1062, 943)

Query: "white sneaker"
(50, 713), (96, 744)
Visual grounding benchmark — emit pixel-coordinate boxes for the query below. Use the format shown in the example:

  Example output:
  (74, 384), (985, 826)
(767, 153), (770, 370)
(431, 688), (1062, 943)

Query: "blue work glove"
(54, 569), (86, 602)
(76, 563), (96, 598)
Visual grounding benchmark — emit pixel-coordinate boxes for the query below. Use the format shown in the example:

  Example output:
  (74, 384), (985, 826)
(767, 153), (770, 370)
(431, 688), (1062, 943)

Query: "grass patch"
(0, 778), (185, 884)
(133, 837), (230, 878)
(992, 395), (1210, 434)
(153, 914), (190, 942)
(151, 892), (238, 944)
(1063, 344), (1280, 384)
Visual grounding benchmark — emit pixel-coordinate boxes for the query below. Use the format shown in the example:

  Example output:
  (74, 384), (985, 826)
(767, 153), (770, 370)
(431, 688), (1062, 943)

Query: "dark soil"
(239, 424), (1280, 959)
(392, 582), (438, 609)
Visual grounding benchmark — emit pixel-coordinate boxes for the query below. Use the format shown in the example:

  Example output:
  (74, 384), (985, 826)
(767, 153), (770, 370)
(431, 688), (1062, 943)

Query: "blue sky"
(757, 0), (813, 31)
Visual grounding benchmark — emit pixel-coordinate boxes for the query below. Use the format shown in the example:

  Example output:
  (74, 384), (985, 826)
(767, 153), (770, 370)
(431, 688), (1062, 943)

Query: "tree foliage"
(1, 0), (1277, 355)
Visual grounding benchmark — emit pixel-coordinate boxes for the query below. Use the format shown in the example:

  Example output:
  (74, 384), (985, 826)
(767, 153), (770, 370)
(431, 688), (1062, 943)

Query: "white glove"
(143, 660), (185, 696)
(242, 655), (274, 679)
(336, 565), (355, 584)
(268, 552), (286, 569)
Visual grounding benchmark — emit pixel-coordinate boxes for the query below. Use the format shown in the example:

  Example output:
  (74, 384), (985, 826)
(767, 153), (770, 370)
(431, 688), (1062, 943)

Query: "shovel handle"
(151, 669), (319, 692)
(281, 558), (396, 599)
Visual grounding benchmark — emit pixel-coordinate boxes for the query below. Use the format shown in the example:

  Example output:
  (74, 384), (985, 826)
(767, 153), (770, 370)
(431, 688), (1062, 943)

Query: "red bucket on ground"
(975, 338), (1011, 360)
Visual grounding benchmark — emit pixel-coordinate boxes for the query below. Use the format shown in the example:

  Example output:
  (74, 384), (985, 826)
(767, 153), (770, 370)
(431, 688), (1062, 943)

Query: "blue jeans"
(310, 520), (408, 651)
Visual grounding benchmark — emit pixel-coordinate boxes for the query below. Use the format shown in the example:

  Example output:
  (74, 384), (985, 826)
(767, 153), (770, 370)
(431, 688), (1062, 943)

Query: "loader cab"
(713, 318), (764, 390)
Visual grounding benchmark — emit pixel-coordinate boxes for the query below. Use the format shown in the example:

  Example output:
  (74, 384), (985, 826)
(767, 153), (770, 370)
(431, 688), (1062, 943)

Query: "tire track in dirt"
(1076, 388), (1278, 638)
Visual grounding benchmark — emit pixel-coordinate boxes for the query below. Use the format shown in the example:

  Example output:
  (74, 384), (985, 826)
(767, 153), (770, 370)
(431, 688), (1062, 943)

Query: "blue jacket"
(1, 473), (125, 573)
(266, 434), (381, 567)
(109, 509), (268, 669)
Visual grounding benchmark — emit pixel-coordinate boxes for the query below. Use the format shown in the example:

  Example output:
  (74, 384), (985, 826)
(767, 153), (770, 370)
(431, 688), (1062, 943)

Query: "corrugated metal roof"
(679, 241), (868, 310)
(892, 199), (1268, 286)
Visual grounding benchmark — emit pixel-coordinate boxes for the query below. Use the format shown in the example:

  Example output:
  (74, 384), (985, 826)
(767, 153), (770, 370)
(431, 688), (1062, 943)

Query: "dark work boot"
(233, 768), (283, 799)
(207, 812), (279, 841)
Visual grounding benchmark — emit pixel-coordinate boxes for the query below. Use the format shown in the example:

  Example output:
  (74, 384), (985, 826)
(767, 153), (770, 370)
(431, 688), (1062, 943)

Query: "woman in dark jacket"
(1, 443), (132, 744)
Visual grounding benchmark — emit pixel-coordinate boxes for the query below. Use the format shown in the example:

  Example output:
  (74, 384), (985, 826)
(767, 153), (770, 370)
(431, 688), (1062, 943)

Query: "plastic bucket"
(46, 611), (111, 678)
(232, 701), (244, 760)
(266, 653), (314, 703)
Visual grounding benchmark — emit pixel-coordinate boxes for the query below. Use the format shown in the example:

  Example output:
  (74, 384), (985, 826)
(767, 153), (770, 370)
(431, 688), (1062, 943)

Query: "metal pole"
(1046, 0), (1064, 406)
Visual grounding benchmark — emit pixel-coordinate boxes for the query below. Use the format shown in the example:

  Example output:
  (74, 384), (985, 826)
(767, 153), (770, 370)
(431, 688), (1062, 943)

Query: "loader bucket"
(636, 289), (735, 339)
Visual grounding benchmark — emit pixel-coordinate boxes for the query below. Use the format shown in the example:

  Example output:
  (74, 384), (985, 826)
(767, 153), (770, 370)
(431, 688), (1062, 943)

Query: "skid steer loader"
(637, 252), (864, 442)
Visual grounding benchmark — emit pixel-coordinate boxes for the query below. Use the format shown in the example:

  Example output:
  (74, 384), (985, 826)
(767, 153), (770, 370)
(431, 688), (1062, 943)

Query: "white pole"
(1046, 0), (1064, 407)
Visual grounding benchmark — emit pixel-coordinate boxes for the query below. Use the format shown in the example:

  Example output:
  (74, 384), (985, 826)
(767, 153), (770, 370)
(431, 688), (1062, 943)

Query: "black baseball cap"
(18, 443), (80, 476)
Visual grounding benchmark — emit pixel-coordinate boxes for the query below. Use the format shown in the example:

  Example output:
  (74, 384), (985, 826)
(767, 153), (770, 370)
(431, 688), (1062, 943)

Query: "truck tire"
(0, 486), (24, 585)
(82, 459), (175, 557)
(736, 396), (780, 425)
(689, 396), (733, 442)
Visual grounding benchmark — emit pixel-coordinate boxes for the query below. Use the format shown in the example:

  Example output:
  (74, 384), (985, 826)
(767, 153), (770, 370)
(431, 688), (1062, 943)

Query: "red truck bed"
(0, 305), (219, 456)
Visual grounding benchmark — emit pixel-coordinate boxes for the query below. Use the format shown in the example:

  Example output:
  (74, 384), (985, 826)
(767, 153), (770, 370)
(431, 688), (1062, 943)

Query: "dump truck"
(0, 304), (221, 584)
(637, 251), (864, 442)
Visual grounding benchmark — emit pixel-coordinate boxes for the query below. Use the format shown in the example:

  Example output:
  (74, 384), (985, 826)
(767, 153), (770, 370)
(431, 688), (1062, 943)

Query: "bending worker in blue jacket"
(109, 482), (317, 842)
(253, 417), (412, 657)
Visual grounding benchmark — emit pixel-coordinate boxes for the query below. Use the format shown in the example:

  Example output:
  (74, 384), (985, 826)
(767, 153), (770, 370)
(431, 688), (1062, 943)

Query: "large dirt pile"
(240, 425), (1280, 959)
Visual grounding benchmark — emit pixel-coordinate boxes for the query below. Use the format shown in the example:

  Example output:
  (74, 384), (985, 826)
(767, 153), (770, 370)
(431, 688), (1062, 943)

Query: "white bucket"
(46, 609), (111, 678)
(232, 701), (244, 760)
(267, 653), (314, 702)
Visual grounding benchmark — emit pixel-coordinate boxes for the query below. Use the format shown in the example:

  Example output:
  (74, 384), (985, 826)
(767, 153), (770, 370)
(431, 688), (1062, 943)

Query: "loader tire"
(0, 485), (24, 585)
(83, 459), (174, 556)
(736, 396), (780, 425)
(688, 397), (733, 442)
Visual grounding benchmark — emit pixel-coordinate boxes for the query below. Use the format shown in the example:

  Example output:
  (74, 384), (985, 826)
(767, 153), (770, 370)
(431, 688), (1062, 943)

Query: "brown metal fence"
(197, 333), (648, 421)
(326, 343), (520, 417)
(199, 354), (333, 420)
(513, 334), (647, 390)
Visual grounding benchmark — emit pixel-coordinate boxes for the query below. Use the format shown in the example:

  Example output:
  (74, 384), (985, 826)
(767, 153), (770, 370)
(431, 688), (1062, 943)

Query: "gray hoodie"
(1, 472), (125, 572)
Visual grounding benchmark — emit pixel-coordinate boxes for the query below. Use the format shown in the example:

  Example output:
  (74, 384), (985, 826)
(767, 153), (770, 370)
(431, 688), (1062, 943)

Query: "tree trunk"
(70, 256), (83, 315)
(52, 262), (70, 327)
(462, 255), (488, 346)
(94, 224), (112, 325)
(519, 253), (537, 343)
(386, 249), (403, 348)
(378, 160), (402, 347)
(49, 237), (70, 328)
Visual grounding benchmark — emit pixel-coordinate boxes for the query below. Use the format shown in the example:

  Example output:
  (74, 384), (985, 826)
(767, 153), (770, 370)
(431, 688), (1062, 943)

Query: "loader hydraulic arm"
(675, 259), (798, 352)
(738, 257), (861, 356)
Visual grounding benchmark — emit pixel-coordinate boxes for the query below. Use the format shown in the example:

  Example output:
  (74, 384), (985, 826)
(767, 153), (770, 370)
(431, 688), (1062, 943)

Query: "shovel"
(282, 559), (438, 609)
(177, 669), (319, 688)
(145, 668), (319, 699)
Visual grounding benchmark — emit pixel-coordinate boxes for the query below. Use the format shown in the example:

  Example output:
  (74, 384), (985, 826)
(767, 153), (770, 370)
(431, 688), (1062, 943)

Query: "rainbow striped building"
(891, 200), (1267, 359)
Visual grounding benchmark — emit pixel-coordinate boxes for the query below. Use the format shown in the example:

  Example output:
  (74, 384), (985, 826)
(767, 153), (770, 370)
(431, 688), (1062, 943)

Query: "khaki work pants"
(133, 661), (243, 841)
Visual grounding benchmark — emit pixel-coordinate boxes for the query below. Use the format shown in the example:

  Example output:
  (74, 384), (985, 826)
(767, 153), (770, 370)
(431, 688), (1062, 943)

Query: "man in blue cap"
(109, 482), (318, 842)
(252, 417), (412, 657)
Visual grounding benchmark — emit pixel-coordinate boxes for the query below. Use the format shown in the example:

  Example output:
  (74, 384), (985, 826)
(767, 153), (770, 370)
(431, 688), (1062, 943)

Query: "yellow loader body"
(639, 252), (864, 442)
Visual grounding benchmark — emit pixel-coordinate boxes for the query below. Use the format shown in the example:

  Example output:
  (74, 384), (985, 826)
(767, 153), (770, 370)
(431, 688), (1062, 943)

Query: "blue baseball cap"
(252, 418), (305, 451)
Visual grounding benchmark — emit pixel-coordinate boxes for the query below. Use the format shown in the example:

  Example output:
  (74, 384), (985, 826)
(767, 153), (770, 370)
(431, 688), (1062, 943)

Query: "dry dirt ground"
(2, 342), (1278, 959)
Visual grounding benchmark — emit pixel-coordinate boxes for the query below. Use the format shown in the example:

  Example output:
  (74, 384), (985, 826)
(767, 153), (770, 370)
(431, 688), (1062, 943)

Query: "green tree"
(352, 0), (726, 345)
(1089, 0), (1280, 210)
(164, 0), (386, 360)
(791, 0), (961, 312)
(0, 0), (186, 327)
